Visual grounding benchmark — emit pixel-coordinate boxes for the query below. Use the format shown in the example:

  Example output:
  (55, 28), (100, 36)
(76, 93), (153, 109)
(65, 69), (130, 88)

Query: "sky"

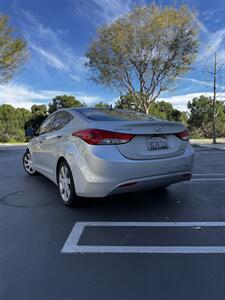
(1, 0), (225, 111)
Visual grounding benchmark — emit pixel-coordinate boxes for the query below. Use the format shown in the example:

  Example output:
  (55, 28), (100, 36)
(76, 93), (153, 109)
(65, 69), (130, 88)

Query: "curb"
(192, 143), (225, 151)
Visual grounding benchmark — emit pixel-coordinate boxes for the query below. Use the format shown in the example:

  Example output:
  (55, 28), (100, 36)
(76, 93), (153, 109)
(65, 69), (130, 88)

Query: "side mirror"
(25, 127), (36, 138)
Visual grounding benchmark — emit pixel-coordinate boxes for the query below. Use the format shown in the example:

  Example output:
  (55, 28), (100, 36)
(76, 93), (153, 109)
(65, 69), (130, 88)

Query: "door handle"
(57, 135), (63, 139)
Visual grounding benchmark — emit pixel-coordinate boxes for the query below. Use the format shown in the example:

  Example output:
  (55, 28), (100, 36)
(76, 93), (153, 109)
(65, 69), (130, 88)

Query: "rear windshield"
(75, 109), (156, 121)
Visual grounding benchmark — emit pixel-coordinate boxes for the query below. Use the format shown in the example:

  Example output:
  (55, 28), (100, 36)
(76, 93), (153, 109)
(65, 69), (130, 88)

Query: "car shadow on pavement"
(8, 172), (188, 221)
(71, 184), (188, 221)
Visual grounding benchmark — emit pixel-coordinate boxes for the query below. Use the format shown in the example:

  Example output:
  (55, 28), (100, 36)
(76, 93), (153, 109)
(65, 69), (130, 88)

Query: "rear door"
(37, 111), (73, 176)
(31, 114), (56, 173)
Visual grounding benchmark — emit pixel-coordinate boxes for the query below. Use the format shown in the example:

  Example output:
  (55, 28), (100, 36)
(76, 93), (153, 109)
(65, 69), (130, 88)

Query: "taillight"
(175, 129), (190, 141)
(72, 129), (135, 145)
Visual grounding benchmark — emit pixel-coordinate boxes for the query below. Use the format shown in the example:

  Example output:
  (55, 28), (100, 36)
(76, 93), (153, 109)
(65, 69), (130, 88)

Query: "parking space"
(0, 146), (225, 300)
(62, 221), (225, 254)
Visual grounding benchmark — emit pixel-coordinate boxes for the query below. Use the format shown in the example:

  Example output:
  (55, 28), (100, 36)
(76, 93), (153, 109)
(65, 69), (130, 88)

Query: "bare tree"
(86, 4), (199, 114)
(206, 50), (224, 144)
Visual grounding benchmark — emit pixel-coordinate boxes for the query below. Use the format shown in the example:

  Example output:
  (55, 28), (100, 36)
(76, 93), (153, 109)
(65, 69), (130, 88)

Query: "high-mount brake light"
(72, 129), (135, 145)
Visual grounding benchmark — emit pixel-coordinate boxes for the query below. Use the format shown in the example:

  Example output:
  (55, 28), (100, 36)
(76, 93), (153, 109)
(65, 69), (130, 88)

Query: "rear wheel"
(23, 149), (37, 175)
(57, 160), (81, 207)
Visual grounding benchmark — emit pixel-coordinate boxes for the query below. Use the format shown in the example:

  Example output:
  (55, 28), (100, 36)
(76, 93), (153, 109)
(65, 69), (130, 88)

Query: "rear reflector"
(72, 129), (135, 145)
(118, 182), (138, 188)
(175, 129), (190, 141)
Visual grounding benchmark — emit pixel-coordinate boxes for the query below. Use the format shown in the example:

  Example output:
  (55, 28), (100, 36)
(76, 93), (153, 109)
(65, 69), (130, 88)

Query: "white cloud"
(75, 0), (132, 24)
(20, 10), (87, 79)
(92, 0), (131, 22)
(2, 84), (225, 112)
(185, 9), (225, 66)
(0, 84), (62, 109)
(190, 11), (209, 34)
(21, 10), (59, 42)
(179, 77), (225, 90)
(179, 77), (212, 87)
(30, 44), (68, 71)
(160, 92), (225, 111)
(0, 83), (110, 109)
(197, 28), (225, 64)
(69, 74), (81, 82)
(202, 7), (224, 24)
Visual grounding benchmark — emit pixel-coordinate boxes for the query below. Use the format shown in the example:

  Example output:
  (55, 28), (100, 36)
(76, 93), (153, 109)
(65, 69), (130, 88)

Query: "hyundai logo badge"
(154, 126), (164, 132)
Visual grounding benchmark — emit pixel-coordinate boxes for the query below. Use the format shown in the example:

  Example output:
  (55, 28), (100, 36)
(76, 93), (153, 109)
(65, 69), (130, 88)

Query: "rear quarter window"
(53, 112), (73, 130)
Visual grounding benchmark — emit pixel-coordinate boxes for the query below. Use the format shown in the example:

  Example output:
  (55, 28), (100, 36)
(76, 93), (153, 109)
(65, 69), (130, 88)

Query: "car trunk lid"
(92, 120), (187, 160)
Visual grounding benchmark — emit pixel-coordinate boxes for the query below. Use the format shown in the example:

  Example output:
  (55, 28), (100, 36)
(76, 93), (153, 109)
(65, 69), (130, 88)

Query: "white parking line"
(61, 222), (225, 254)
(62, 246), (225, 254)
(195, 151), (225, 154)
(191, 179), (225, 181)
(192, 174), (225, 176)
(191, 173), (225, 181)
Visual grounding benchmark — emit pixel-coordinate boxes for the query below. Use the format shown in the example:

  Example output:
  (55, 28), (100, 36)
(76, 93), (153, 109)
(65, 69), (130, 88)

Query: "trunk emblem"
(154, 126), (164, 132)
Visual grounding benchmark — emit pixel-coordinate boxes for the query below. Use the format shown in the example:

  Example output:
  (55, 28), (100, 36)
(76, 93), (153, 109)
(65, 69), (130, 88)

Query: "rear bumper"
(70, 143), (194, 198)
(108, 172), (192, 196)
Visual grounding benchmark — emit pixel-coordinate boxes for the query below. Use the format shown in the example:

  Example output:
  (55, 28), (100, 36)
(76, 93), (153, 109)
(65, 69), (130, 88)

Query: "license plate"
(147, 136), (168, 150)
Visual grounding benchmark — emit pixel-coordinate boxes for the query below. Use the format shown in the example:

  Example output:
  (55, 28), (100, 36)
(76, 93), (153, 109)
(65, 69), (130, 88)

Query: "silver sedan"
(23, 108), (194, 206)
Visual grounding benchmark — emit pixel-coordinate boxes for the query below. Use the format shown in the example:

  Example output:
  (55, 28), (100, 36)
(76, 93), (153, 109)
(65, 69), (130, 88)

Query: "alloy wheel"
(58, 165), (71, 202)
(23, 152), (35, 175)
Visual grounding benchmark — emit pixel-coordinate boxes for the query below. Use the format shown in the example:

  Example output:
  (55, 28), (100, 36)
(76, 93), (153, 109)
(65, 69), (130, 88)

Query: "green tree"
(148, 101), (186, 123)
(94, 102), (110, 108)
(48, 95), (82, 114)
(31, 104), (47, 116)
(0, 104), (31, 142)
(0, 15), (27, 83)
(28, 104), (48, 130)
(115, 95), (187, 123)
(115, 92), (146, 112)
(187, 95), (225, 138)
(86, 4), (199, 113)
(16, 108), (31, 127)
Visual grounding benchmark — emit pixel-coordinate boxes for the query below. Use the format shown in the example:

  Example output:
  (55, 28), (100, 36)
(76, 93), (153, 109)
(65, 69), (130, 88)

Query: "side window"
(52, 112), (73, 131)
(38, 114), (55, 135)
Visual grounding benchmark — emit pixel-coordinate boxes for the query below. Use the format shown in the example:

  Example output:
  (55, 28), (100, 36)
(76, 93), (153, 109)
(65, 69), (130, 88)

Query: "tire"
(57, 160), (81, 207)
(23, 149), (37, 176)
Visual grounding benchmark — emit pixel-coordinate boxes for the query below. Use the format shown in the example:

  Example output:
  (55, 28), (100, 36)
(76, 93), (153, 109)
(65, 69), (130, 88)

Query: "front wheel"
(23, 149), (37, 175)
(57, 160), (81, 207)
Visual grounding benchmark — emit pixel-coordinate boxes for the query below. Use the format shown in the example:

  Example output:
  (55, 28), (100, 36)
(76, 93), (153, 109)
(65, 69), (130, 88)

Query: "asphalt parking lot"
(0, 146), (225, 300)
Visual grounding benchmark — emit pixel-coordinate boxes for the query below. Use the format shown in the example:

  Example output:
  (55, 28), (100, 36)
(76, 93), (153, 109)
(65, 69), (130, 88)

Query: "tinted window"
(52, 112), (73, 131)
(38, 114), (55, 135)
(76, 109), (156, 121)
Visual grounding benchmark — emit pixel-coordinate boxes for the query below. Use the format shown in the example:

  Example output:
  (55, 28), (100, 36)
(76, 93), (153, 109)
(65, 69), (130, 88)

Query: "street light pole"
(212, 52), (217, 144)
